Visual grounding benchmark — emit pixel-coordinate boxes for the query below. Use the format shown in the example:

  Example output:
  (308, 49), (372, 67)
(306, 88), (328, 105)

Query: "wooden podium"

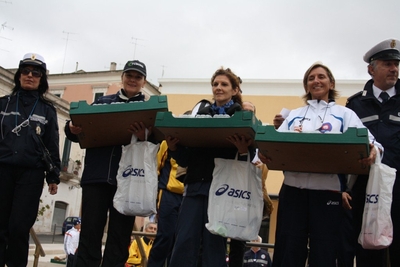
(154, 111), (261, 147)
(255, 125), (370, 174)
(69, 95), (168, 148)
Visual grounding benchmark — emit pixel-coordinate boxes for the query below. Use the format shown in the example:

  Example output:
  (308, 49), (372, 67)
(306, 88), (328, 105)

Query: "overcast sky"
(1, 0), (399, 85)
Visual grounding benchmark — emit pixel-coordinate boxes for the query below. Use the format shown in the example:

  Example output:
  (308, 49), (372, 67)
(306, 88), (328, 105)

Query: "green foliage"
(37, 199), (50, 221)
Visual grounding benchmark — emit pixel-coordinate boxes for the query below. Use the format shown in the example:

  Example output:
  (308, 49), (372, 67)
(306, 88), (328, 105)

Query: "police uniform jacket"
(0, 89), (60, 184)
(65, 90), (153, 186)
(243, 248), (272, 266)
(346, 79), (400, 191)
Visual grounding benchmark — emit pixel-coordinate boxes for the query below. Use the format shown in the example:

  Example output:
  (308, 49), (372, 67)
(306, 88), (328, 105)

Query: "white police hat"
(19, 53), (47, 71)
(363, 39), (400, 63)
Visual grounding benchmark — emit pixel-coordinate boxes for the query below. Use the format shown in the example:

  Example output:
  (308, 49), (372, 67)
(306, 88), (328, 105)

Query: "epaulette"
(0, 94), (10, 99)
(346, 91), (364, 104)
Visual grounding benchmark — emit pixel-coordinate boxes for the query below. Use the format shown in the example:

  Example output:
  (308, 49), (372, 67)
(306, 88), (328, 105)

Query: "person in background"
(147, 140), (185, 267)
(65, 60), (153, 267)
(228, 100), (272, 267)
(242, 101), (274, 219)
(243, 236), (272, 267)
(260, 62), (381, 267)
(126, 222), (158, 267)
(64, 219), (81, 267)
(345, 38), (400, 267)
(167, 67), (253, 267)
(0, 53), (60, 267)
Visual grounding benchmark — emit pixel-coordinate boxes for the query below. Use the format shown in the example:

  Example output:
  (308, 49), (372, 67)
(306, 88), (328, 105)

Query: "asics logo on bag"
(122, 165), (145, 178)
(366, 194), (379, 204)
(215, 184), (251, 200)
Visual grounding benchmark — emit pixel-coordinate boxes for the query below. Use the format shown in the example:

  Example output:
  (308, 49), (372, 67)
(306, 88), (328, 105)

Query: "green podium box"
(154, 111), (261, 147)
(69, 95), (168, 148)
(255, 125), (370, 174)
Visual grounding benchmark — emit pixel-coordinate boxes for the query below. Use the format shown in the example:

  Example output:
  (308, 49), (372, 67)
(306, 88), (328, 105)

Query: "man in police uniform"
(346, 38), (400, 267)
(243, 236), (271, 266)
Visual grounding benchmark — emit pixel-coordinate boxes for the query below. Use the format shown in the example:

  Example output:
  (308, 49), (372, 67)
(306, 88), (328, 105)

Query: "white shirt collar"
(372, 84), (396, 102)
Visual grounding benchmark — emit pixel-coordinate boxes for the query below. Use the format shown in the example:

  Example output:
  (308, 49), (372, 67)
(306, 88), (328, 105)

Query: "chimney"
(75, 62), (79, 72)
(110, 62), (117, 71)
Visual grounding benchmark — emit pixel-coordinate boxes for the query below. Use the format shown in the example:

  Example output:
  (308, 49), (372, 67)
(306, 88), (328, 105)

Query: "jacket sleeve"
(168, 145), (189, 168)
(64, 120), (80, 143)
(43, 105), (61, 184)
(64, 231), (74, 255)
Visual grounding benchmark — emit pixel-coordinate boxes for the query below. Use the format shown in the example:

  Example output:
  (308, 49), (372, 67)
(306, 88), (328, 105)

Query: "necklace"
(296, 101), (330, 132)
(318, 104), (329, 125)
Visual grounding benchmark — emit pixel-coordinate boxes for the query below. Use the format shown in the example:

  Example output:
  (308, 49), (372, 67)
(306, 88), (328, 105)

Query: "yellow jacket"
(157, 141), (185, 194)
(126, 237), (153, 266)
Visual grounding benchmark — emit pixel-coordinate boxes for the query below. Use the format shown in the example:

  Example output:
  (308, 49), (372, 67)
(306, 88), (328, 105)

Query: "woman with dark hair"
(0, 53), (60, 267)
(166, 67), (253, 267)
(260, 62), (381, 267)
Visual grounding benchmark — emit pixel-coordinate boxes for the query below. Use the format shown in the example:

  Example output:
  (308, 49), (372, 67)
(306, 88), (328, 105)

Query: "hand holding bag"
(358, 146), (397, 249)
(113, 132), (159, 216)
(205, 154), (263, 241)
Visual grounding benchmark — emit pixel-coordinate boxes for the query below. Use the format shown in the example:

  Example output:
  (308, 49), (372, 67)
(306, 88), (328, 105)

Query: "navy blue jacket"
(0, 89), (60, 184)
(346, 79), (400, 194)
(65, 90), (147, 186)
(243, 248), (272, 266)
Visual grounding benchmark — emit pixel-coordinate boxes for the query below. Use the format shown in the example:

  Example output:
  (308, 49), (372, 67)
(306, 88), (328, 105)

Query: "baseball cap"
(123, 60), (146, 77)
(363, 39), (400, 63)
(19, 53), (47, 71)
(74, 219), (81, 226)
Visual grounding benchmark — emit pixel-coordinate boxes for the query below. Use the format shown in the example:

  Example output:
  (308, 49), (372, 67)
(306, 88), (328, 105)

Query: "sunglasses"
(12, 118), (30, 136)
(20, 68), (42, 78)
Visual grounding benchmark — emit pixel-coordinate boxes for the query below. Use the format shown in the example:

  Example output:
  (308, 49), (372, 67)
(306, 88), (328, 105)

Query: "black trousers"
(229, 239), (245, 267)
(67, 253), (78, 267)
(76, 183), (135, 267)
(0, 165), (44, 267)
(147, 189), (182, 267)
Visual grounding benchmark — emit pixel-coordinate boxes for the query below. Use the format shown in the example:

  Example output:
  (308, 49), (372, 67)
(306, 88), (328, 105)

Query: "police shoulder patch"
(346, 91), (363, 104)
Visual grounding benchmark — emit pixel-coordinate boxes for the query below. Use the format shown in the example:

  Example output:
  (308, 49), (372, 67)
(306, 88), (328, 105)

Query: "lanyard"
(13, 91), (39, 136)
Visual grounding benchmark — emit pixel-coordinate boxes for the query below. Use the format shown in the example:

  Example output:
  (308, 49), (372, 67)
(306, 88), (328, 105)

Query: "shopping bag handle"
(373, 145), (382, 164)
(235, 151), (251, 163)
(130, 129), (149, 143)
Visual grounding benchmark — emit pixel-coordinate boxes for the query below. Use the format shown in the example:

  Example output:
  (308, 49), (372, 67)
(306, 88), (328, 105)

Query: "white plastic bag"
(206, 154), (263, 241)
(358, 147), (396, 249)
(113, 134), (159, 216)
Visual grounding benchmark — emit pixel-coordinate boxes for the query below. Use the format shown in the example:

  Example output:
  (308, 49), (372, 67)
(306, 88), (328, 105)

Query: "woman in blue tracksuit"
(262, 62), (381, 267)
(0, 53), (60, 267)
(166, 67), (254, 267)
(65, 60), (155, 267)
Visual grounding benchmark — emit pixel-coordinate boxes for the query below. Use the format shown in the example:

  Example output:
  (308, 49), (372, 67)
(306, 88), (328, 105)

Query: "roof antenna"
(130, 36), (145, 59)
(62, 31), (77, 73)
